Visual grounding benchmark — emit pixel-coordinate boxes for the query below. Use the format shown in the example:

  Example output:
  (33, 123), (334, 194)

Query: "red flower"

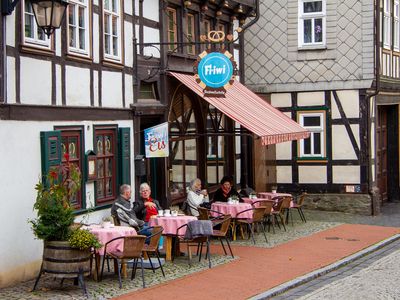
(49, 171), (58, 179)
(64, 153), (70, 162)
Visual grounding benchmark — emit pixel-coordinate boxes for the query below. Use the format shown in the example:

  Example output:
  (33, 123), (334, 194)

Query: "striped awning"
(169, 72), (310, 145)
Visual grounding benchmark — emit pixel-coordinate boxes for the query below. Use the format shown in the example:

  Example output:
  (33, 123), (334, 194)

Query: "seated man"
(111, 184), (144, 229)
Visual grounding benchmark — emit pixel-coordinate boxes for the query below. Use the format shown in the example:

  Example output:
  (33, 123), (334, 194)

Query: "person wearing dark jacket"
(212, 176), (242, 202)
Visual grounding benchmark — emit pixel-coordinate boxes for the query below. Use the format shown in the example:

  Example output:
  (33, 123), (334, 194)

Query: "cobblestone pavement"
(2, 202), (400, 300)
(276, 238), (400, 300)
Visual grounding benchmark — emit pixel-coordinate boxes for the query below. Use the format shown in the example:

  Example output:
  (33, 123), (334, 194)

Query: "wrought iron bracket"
(1, 0), (20, 15)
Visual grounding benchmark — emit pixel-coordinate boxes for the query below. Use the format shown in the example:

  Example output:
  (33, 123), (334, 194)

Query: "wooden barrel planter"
(42, 241), (91, 278)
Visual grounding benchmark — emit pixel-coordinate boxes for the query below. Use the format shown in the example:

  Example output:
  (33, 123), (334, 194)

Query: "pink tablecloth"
(211, 202), (253, 219)
(148, 215), (197, 235)
(257, 192), (292, 200)
(242, 197), (274, 207)
(87, 225), (137, 254)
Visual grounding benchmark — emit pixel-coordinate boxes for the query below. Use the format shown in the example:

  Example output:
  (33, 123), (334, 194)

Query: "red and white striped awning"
(169, 72), (310, 145)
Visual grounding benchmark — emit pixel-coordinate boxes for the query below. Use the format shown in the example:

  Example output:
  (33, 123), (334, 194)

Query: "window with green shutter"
(118, 127), (131, 185)
(40, 131), (62, 185)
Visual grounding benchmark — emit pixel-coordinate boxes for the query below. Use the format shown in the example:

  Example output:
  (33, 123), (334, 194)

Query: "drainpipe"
(1, 15), (6, 103)
(365, 0), (381, 215)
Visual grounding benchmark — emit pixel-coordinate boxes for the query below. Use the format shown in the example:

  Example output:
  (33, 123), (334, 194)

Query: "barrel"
(42, 241), (92, 278)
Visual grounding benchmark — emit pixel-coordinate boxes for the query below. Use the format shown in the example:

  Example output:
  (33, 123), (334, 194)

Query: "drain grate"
(325, 236), (342, 240)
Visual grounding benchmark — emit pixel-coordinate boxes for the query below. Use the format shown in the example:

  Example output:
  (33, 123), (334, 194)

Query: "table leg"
(165, 236), (173, 261)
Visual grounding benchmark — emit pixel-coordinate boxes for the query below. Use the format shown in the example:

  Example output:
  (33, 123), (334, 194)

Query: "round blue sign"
(197, 52), (234, 88)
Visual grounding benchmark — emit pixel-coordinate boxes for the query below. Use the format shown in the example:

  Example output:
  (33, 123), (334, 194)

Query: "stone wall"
(303, 193), (372, 216)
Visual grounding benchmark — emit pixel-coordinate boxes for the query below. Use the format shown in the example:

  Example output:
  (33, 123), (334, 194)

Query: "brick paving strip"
(114, 224), (400, 300)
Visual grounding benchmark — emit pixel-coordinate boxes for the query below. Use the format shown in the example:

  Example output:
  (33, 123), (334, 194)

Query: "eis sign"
(194, 50), (237, 97)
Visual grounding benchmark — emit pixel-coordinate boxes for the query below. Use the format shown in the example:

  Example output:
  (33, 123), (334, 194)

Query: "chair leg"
(187, 243), (192, 267)
(139, 257), (146, 288)
(132, 258), (138, 279)
(219, 238), (227, 255)
(300, 207), (307, 222)
(77, 268), (88, 297)
(278, 214), (286, 231)
(32, 264), (43, 291)
(100, 255), (107, 281)
(116, 259), (122, 289)
(206, 239), (211, 269)
(224, 237), (234, 258)
(147, 252), (155, 273)
(155, 250), (165, 277)
(249, 223), (255, 244)
(260, 222), (268, 243)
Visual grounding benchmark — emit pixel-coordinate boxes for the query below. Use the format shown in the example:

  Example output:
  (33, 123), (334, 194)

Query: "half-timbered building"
(245, 0), (399, 215)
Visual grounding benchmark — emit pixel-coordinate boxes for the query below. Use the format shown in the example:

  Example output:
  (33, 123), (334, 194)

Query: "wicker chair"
(100, 235), (147, 288)
(140, 226), (165, 277)
(290, 192), (307, 223)
(271, 196), (292, 231)
(236, 207), (268, 244)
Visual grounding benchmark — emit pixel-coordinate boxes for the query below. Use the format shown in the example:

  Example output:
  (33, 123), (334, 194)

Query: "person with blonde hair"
(187, 178), (209, 217)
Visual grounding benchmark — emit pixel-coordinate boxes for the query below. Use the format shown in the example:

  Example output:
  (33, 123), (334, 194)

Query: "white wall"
(0, 119), (135, 288)
(102, 71), (123, 107)
(66, 66), (91, 106)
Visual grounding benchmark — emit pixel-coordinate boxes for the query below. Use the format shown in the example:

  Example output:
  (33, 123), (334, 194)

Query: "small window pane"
(303, 19), (312, 43)
(303, 116), (320, 126)
(304, 1), (322, 13)
(314, 133), (321, 154)
(314, 18), (323, 42)
(304, 137), (311, 154)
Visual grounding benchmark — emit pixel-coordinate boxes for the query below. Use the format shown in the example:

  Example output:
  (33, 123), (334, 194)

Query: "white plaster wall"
(298, 166), (327, 183)
(332, 124), (359, 160)
(143, 27), (160, 58)
(124, 21), (134, 67)
(332, 166), (360, 184)
(93, 14), (100, 64)
(277, 166), (292, 183)
(20, 57), (52, 105)
(6, 57), (16, 103)
(331, 90), (360, 119)
(297, 92), (325, 106)
(56, 64), (62, 105)
(102, 71), (123, 107)
(0, 119), (135, 287)
(6, 12), (15, 47)
(271, 93), (291, 108)
(135, 25), (140, 54)
(143, 0), (159, 21)
(66, 66), (91, 106)
(55, 30), (62, 57)
(134, 0), (139, 16)
(93, 71), (99, 106)
(125, 74), (133, 107)
(124, 0), (133, 16)
(276, 141), (292, 160)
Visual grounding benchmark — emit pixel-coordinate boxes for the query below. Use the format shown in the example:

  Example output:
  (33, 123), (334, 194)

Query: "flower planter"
(42, 241), (92, 278)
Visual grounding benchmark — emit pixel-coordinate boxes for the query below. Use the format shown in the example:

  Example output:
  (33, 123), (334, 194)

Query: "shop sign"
(194, 50), (237, 97)
(144, 122), (169, 158)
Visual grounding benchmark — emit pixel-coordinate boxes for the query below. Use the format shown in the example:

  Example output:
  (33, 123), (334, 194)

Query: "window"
(167, 8), (177, 51)
(23, 0), (50, 48)
(395, 0), (400, 50)
(95, 127), (117, 203)
(186, 13), (195, 55)
(298, 112), (325, 158)
(103, 0), (122, 61)
(218, 23), (226, 50)
(298, 0), (326, 47)
(203, 19), (211, 50)
(68, 0), (91, 56)
(384, 0), (392, 49)
(139, 82), (157, 99)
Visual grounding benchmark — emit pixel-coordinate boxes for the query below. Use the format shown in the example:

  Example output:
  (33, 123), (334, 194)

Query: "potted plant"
(30, 154), (100, 293)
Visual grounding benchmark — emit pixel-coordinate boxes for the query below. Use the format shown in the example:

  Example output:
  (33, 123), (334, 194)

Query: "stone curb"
(249, 233), (400, 300)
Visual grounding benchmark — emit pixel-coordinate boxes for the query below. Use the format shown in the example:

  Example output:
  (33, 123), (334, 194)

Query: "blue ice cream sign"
(197, 52), (234, 88)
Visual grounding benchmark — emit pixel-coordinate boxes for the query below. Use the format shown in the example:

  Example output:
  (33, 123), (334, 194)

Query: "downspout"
(366, 0), (381, 215)
(1, 15), (6, 103)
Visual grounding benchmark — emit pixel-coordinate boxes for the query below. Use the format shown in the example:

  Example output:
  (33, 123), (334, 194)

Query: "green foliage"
(29, 156), (81, 241)
(68, 228), (102, 250)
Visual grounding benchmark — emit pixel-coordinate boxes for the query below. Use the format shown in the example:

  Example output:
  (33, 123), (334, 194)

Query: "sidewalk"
(115, 224), (400, 300)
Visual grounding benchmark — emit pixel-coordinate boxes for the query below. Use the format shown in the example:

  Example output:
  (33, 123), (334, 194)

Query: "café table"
(86, 224), (137, 280)
(149, 215), (197, 261)
(210, 202), (253, 240)
(257, 192), (293, 200)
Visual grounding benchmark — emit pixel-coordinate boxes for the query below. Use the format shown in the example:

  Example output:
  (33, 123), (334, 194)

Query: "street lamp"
(1, 0), (68, 37)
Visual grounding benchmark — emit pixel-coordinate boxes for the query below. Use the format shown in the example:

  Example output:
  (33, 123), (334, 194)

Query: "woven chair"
(100, 235), (147, 288)
(174, 220), (213, 268)
(251, 200), (275, 234)
(211, 214), (234, 258)
(198, 207), (210, 220)
(140, 226), (165, 277)
(290, 192), (307, 222)
(270, 196), (292, 231)
(236, 207), (268, 244)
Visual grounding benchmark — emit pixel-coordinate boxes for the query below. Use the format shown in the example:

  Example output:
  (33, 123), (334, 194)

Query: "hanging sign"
(194, 49), (237, 97)
(144, 122), (169, 158)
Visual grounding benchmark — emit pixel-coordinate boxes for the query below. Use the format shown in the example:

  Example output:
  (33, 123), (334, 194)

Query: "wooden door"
(376, 106), (388, 203)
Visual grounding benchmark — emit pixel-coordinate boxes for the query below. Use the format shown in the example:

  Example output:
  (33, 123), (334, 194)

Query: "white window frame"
(22, 0), (51, 49)
(298, 111), (325, 158)
(384, 0), (392, 49)
(394, 0), (400, 51)
(67, 0), (91, 57)
(103, 0), (122, 62)
(298, 0), (326, 47)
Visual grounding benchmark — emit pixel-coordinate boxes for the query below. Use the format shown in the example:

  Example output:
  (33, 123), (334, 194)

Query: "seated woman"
(213, 175), (242, 202)
(138, 182), (162, 222)
(187, 178), (209, 217)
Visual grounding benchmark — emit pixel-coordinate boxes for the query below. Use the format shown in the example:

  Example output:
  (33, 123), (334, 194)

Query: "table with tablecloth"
(149, 215), (197, 261)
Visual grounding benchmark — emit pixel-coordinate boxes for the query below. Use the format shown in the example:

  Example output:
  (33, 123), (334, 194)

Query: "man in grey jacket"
(111, 184), (144, 229)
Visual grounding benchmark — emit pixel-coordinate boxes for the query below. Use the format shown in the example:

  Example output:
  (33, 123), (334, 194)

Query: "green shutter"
(40, 131), (62, 184)
(118, 127), (131, 185)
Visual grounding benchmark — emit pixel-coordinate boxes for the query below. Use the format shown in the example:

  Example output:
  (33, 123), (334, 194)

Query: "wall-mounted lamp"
(1, 0), (68, 37)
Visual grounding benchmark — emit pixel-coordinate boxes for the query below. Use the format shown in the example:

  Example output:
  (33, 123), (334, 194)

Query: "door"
(376, 106), (388, 203)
